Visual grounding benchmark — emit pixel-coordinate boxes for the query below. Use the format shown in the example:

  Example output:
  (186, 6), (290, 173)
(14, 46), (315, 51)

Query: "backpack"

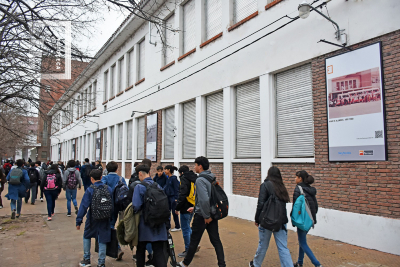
(66, 171), (78, 189)
(4, 164), (11, 175)
(44, 173), (58, 190)
(202, 176), (229, 220)
(90, 184), (112, 221)
(9, 168), (23, 185)
(140, 181), (170, 228)
(186, 182), (196, 205)
(114, 177), (130, 212)
(28, 169), (38, 184)
(291, 185), (314, 231)
(85, 165), (92, 177)
(259, 182), (288, 232)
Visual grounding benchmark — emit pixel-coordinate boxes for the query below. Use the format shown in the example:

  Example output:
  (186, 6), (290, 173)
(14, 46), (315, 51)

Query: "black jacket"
(255, 180), (289, 225)
(175, 171), (197, 213)
(153, 173), (168, 188)
(27, 167), (40, 184)
(292, 182), (318, 224)
(41, 169), (63, 191)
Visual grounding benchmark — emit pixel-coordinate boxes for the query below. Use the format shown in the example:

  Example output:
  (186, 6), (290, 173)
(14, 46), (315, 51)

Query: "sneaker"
(75, 206), (79, 214)
(177, 261), (187, 267)
(0, 205), (3, 209)
(171, 228), (181, 232)
(40, 198), (43, 202)
(79, 258), (91, 267)
(31, 203), (35, 205)
(249, 261), (255, 267)
(67, 212), (71, 217)
(195, 245), (201, 253)
(116, 249), (124, 261)
(11, 210), (16, 219)
(51, 213), (55, 217)
(294, 263), (303, 267)
(178, 251), (187, 258)
(97, 265), (105, 267)
(132, 254), (137, 261)
(16, 214), (20, 218)
(47, 217), (52, 221)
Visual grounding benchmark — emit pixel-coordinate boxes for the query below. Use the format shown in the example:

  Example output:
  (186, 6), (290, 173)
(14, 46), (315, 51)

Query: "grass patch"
(2, 219), (12, 224)
(17, 231), (26, 236)
(7, 225), (19, 230)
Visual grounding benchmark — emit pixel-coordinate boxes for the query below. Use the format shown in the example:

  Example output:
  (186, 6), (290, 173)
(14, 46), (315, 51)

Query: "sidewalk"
(0, 186), (399, 267)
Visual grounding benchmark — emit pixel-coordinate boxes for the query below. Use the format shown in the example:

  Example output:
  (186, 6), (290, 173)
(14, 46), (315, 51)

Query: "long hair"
(266, 166), (290, 203)
(296, 170), (314, 185)
(50, 164), (59, 173)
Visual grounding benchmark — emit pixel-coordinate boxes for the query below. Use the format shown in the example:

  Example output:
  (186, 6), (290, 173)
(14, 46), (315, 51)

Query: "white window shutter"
(164, 14), (175, 65)
(164, 107), (175, 159)
(233, 0), (257, 23)
(109, 126), (114, 160)
(205, 0), (222, 40)
(137, 117), (145, 159)
(183, 101), (196, 159)
(126, 120), (133, 160)
(139, 41), (145, 80)
(206, 92), (224, 158)
(118, 123), (123, 160)
(183, 0), (196, 54)
(276, 64), (314, 157)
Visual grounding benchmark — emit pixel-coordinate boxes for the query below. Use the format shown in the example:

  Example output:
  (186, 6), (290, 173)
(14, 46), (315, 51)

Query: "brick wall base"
(232, 163), (261, 198)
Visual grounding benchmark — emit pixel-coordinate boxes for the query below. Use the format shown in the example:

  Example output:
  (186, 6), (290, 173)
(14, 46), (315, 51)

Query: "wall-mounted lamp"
(131, 109), (154, 118)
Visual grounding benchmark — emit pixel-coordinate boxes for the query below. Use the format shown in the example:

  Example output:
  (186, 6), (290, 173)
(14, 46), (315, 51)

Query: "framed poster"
(72, 139), (75, 160)
(96, 131), (101, 161)
(146, 113), (157, 161)
(326, 42), (387, 161)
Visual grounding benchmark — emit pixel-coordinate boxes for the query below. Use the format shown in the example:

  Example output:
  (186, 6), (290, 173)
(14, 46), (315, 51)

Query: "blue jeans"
(65, 188), (78, 213)
(83, 237), (106, 265)
(44, 190), (58, 217)
(180, 213), (194, 251)
(253, 225), (293, 267)
(297, 228), (321, 266)
(10, 198), (22, 214)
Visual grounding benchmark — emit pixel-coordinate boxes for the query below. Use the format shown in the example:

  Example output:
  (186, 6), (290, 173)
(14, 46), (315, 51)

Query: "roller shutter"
(206, 92), (223, 158)
(137, 117), (145, 159)
(236, 80), (261, 158)
(164, 14), (175, 65)
(205, 0), (222, 40)
(183, 101), (196, 159)
(128, 49), (134, 86)
(126, 120), (133, 160)
(118, 123), (123, 160)
(138, 41), (145, 80)
(109, 126), (114, 160)
(233, 0), (257, 24)
(102, 128), (107, 160)
(110, 65), (116, 97)
(183, 0), (196, 54)
(164, 107), (175, 159)
(276, 64), (314, 157)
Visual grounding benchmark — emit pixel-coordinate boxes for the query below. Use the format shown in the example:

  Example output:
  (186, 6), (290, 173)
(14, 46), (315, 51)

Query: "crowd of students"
(0, 156), (323, 267)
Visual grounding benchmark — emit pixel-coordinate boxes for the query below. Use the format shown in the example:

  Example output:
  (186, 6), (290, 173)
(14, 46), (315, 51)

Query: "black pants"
(136, 241), (166, 267)
(169, 197), (180, 229)
(183, 214), (225, 267)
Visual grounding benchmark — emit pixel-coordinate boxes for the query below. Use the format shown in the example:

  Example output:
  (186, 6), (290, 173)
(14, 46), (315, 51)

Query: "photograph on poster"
(328, 67), (382, 119)
(326, 42), (387, 161)
(146, 113), (157, 161)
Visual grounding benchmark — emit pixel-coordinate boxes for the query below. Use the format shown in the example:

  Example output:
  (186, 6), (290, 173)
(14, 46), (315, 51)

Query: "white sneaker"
(40, 198), (43, 202)
(177, 261), (187, 267)
(171, 228), (181, 232)
(0, 205), (3, 209)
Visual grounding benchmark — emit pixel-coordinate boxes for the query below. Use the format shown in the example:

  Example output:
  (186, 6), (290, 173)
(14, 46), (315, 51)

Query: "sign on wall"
(96, 131), (101, 161)
(146, 113), (157, 161)
(326, 42), (387, 161)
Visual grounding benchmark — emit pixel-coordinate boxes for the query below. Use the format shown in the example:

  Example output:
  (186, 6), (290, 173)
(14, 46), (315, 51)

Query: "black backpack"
(85, 165), (92, 178)
(113, 177), (130, 212)
(140, 181), (170, 228)
(202, 176), (229, 220)
(28, 169), (38, 184)
(4, 165), (11, 175)
(259, 182), (288, 232)
(90, 184), (112, 221)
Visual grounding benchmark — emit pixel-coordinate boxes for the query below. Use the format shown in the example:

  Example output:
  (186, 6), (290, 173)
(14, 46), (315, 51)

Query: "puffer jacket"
(176, 171), (197, 213)
(292, 182), (318, 224)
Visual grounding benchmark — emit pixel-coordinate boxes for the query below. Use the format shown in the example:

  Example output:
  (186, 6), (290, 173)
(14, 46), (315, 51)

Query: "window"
(183, 0), (196, 54)
(117, 123), (123, 160)
(83, 135), (86, 158)
(80, 92), (84, 116)
(104, 70), (109, 101)
(164, 14), (175, 65)
(126, 120), (133, 160)
(109, 126), (114, 160)
(236, 80), (261, 158)
(164, 107), (175, 159)
(110, 64), (116, 97)
(206, 92), (223, 158)
(93, 81), (97, 108)
(41, 151), (47, 159)
(89, 85), (93, 111)
(276, 64), (314, 157)
(183, 101), (196, 158)
(102, 128), (107, 160)
(118, 57), (124, 93)
(137, 117), (145, 159)
(127, 49), (134, 87)
(233, 0), (257, 23)
(138, 41), (145, 81)
(205, 0), (222, 40)
(77, 96), (81, 118)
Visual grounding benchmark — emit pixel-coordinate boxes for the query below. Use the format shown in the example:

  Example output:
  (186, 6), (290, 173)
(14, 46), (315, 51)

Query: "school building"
(48, 0), (400, 255)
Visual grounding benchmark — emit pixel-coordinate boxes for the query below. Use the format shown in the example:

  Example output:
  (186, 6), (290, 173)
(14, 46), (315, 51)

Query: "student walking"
(178, 156), (225, 267)
(26, 162), (40, 204)
(153, 166), (168, 188)
(41, 164), (63, 221)
(164, 165), (180, 231)
(132, 164), (168, 267)
(80, 158), (93, 191)
(76, 169), (113, 267)
(63, 160), (82, 217)
(292, 170), (322, 267)
(35, 161), (45, 202)
(0, 168), (5, 209)
(5, 159), (30, 219)
(95, 160), (103, 173)
(249, 166), (293, 267)
(175, 165), (199, 258)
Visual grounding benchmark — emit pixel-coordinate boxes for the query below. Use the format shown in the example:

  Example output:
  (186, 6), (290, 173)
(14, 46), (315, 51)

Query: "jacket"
(176, 171), (197, 213)
(101, 172), (127, 192)
(194, 170), (214, 219)
(36, 166), (45, 184)
(132, 177), (168, 242)
(41, 169), (63, 191)
(76, 181), (112, 243)
(27, 167), (40, 184)
(117, 203), (140, 248)
(63, 167), (82, 190)
(164, 175), (179, 199)
(5, 167), (30, 200)
(255, 180), (289, 226)
(292, 182), (318, 224)
(153, 173), (168, 188)
(80, 163), (92, 184)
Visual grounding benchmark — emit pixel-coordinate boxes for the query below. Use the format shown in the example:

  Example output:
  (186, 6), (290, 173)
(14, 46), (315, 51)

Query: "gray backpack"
(9, 168), (23, 185)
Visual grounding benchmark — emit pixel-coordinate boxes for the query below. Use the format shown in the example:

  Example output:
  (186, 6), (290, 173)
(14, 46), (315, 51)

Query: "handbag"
(95, 228), (119, 258)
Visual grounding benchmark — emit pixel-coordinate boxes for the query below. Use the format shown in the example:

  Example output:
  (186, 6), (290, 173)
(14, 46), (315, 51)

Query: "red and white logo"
(359, 150), (364, 156)
(327, 65), (333, 74)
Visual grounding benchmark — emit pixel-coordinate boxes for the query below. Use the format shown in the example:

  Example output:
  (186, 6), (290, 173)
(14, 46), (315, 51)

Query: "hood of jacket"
(67, 167), (76, 172)
(298, 182), (317, 197)
(198, 170), (215, 182)
(182, 170), (197, 183)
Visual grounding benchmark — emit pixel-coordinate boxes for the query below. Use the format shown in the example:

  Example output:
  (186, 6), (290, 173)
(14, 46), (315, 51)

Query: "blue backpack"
(291, 185), (314, 231)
